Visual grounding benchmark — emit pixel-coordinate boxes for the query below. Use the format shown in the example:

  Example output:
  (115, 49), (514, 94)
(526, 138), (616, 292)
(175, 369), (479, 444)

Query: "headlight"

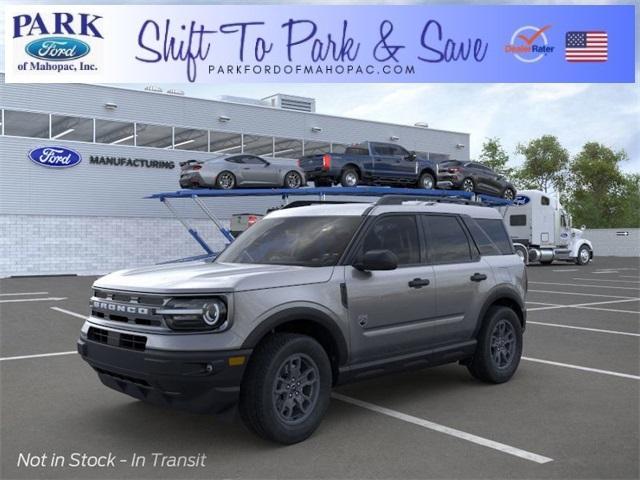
(161, 297), (229, 332)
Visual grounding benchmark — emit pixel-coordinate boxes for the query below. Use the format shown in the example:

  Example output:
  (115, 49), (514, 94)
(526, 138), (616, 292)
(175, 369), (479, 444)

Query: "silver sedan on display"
(179, 154), (307, 189)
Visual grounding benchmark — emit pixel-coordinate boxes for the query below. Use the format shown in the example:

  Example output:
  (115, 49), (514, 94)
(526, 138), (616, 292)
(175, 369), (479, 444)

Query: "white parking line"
(332, 393), (553, 464)
(527, 297), (640, 312)
(522, 357), (640, 380)
(0, 291), (49, 296)
(526, 301), (560, 306)
(529, 281), (640, 291)
(0, 297), (67, 304)
(552, 269), (579, 272)
(575, 306), (640, 315)
(620, 275), (640, 279)
(0, 351), (76, 362)
(572, 277), (640, 284)
(527, 321), (640, 337)
(51, 307), (87, 319)
(529, 289), (638, 299)
(593, 271), (619, 274)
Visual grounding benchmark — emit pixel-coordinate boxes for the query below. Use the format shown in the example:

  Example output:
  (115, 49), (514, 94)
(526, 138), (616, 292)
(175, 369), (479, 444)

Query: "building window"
(210, 131), (243, 154)
(95, 119), (135, 145)
(49, 114), (93, 142)
(173, 127), (208, 151)
(303, 140), (331, 156)
(274, 137), (303, 159)
(135, 123), (173, 149)
(3, 110), (49, 138)
(243, 134), (274, 156)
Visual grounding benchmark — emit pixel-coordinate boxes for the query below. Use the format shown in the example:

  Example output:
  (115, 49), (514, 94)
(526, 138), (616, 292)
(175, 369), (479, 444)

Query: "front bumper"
(77, 335), (251, 413)
(436, 174), (462, 189)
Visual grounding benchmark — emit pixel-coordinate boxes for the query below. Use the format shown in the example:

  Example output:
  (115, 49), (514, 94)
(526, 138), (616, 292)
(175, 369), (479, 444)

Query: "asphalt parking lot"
(1, 256), (639, 479)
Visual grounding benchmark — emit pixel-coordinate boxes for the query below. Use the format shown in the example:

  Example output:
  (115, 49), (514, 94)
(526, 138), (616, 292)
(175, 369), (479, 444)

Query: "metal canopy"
(148, 186), (512, 258)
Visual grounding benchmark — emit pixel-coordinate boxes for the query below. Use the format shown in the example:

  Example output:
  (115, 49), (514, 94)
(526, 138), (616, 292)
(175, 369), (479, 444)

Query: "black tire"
(467, 306), (522, 384)
(540, 260), (553, 265)
(461, 177), (475, 192)
(418, 172), (436, 190)
(216, 171), (236, 189)
(576, 245), (591, 265)
(283, 171), (303, 189)
(340, 168), (359, 187)
(503, 188), (516, 200)
(239, 333), (332, 444)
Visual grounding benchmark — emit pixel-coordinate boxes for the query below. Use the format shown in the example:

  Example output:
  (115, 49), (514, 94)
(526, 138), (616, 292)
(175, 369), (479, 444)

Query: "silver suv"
(78, 199), (527, 444)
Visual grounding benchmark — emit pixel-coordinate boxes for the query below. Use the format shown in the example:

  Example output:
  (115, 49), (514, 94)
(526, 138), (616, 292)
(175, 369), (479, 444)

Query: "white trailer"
(500, 190), (593, 265)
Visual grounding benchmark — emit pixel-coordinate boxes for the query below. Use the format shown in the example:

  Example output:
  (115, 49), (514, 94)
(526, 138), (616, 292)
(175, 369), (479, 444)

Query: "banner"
(4, 4), (635, 83)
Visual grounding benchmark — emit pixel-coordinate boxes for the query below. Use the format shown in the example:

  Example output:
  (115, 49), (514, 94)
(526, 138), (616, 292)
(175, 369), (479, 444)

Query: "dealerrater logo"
(505, 25), (554, 63)
(12, 12), (103, 73)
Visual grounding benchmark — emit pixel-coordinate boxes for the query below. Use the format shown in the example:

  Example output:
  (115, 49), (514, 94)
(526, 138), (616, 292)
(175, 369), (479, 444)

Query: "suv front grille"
(88, 326), (147, 351)
(91, 289), (167, 329)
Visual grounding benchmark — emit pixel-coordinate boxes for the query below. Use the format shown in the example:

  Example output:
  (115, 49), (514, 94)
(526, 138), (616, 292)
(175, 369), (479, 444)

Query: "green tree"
(479, 137), (511, 174)
(516, 135), (569, 193)
(565, 142), (638, 228)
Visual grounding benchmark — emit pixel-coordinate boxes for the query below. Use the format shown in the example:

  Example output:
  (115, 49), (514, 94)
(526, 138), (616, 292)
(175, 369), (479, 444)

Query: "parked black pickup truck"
(298, 141), (443, 189)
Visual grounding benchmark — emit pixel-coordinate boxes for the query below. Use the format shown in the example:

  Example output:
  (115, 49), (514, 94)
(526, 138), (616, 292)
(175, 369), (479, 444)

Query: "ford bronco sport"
(78, 198), (526, 444)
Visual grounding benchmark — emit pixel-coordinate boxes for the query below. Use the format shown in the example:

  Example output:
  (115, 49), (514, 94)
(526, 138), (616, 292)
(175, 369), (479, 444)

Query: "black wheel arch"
(419, 167), (436, 179)
(241, 307), (349, 381)
(341, 164), (362, 177)
(474, 286), (526, 337)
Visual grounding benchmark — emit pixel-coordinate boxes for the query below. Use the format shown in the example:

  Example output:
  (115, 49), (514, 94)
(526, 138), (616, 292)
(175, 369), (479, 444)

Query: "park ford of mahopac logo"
(13, 12), (103, 73)
(26, 37), (90, 61)
(28, 146), (82, 168)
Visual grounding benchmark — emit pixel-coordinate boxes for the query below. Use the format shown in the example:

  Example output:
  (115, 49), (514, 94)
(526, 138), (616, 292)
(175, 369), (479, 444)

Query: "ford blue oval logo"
(513, 195), (530, 206)
(25, 37), (90, 61)
(28, 146), (82, 168)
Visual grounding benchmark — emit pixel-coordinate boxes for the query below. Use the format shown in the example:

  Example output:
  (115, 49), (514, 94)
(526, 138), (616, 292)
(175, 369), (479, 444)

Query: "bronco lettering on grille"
(92, 301), (149, 315)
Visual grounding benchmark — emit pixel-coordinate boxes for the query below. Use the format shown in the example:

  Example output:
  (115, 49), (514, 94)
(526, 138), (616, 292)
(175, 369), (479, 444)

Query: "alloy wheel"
(344, 172), (358, 187)
(462, 179), (474, 192)
(504, 189), (515, 200)
(218, 172), (235, 189)
(421, 175), (434, 189)
(490, 319), (516, 369)
(272, 353), (320, 425)
(286, 172), (302, 189)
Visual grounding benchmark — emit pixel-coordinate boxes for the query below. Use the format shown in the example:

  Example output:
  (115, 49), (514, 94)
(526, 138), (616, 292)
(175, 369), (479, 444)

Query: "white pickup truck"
(500, 190), (593, 265)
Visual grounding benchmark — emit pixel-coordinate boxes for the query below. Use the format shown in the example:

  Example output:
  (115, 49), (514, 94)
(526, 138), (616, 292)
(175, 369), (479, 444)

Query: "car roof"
(266, 201), (503, 220)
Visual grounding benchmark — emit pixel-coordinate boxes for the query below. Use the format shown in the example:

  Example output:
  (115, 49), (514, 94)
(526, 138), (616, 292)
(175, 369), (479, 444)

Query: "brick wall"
(0, 215), (229, 277)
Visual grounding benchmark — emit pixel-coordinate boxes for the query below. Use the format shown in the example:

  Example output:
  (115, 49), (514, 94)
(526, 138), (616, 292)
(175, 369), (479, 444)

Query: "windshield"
(216, 216), (362, 267)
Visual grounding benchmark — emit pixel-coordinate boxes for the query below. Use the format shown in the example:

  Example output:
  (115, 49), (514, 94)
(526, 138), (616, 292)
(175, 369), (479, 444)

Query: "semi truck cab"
(501, 190), (593, 265)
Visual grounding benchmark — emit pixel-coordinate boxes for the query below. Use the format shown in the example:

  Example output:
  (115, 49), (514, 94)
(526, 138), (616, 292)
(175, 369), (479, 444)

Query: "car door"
(370, 143), (396, 181)
(389, 145), (418, 182)
(239, 155), (274, 185)
(345, 214), (437, 363)
(421, 214), (494, 342)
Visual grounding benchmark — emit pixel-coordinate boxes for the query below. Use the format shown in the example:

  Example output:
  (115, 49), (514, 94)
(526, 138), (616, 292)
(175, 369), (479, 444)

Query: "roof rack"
(374, 194), (485, 206)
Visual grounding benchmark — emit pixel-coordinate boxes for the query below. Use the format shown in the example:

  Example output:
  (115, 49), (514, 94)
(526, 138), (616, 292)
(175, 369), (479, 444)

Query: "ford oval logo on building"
(25, 37), (90, 62)
(28, 147), (82, 168)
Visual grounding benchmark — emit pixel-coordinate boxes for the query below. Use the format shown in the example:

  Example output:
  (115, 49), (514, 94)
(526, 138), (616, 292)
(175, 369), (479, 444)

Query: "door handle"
(408, 278), (430, 288)
(470, 273), (487, 282)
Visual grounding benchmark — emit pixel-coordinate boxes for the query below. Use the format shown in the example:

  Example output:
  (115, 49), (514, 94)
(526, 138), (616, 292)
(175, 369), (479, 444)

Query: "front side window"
(423, 215), (472, 264)
(216, 216), (361, 267)
(359, 215), (420, 265)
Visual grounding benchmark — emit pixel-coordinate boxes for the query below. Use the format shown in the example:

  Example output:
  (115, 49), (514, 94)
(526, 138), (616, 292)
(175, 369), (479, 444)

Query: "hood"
(93, 260), (334, 294)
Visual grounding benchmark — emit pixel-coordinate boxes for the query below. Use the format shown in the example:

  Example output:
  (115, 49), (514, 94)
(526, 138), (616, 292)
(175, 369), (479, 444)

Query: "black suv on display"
(437, 160), (517, 200)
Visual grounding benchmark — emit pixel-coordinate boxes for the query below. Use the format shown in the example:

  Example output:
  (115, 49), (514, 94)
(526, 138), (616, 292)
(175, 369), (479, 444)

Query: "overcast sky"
(1, 0), (638, 172)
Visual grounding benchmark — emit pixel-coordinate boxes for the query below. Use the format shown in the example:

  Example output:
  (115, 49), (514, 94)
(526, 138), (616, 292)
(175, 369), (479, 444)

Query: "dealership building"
(0, 73), (470, 277)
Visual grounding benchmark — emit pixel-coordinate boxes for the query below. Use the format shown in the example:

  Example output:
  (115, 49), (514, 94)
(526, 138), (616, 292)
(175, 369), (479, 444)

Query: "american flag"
(565, 31), (608, 62)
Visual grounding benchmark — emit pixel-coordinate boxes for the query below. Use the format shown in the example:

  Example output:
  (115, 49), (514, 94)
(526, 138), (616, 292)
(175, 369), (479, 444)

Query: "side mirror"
(407, 151), (417, 161)
(353, 249), (398, 271)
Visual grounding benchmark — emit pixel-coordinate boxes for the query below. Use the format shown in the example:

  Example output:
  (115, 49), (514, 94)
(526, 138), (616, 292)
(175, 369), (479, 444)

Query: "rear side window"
(422, 215), (472, 264)
(510, 215), (527, 226)
(345, 147), (369, 156)
(467, 218), (514, 255)
(360, 215), (420, 265)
